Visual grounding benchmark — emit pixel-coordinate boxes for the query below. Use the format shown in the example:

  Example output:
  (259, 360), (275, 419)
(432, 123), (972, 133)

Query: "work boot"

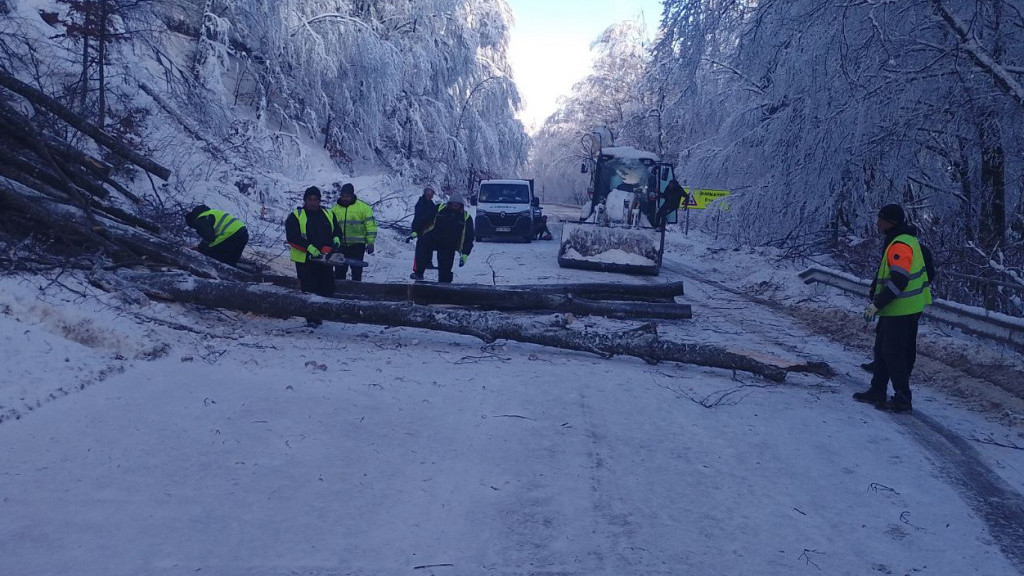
(852, 389), (886, 406)
(860, 361), (876, 373)
(410, 272), (424, 280)
(877, 394), (913, 413)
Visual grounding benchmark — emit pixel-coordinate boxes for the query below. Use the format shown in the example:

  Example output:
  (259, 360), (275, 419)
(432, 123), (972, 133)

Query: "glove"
(332, 237), (341, 249)
(406, 232), (417, 244)
(459, 253), (468, 267)
(307, 245), (322, 258)
(862, 304), (879, 322)
(366, 243), (375, 255)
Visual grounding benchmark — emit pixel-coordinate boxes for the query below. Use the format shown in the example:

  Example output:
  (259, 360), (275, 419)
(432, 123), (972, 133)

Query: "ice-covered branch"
(930, 0), (1024, 108)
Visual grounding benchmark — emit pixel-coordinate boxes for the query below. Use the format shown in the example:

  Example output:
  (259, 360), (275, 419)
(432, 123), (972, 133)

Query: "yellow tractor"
(558, 145), (677, 275)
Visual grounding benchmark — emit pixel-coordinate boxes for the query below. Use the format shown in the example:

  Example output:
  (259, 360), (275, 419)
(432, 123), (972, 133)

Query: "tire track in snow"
(662, 259), (1024, 573)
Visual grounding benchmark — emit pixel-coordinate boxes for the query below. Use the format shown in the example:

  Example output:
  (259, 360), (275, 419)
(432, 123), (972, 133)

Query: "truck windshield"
(595, 157), (656, 198)
(479, 183), (530, 203)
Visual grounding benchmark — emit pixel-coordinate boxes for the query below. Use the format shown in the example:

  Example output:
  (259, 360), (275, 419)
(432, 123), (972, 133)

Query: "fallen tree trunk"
(261, 276), (691, 320)
(129, 273), (817, 382)
(499, 281), (684, 302)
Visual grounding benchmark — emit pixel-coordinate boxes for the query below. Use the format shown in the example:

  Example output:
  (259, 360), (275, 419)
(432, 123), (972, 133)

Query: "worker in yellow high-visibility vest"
(185, 205), (248, 266)
(853, 204), (933, 413)
(285, 186), (341, 328)
(331, 182), (377, 282)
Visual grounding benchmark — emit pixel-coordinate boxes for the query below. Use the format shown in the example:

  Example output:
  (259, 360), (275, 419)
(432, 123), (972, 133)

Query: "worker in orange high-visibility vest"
(853, 204), (933, 413)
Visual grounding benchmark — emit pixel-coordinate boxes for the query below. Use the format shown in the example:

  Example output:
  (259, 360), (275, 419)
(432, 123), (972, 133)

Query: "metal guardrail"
(799, 266), (1024, 351)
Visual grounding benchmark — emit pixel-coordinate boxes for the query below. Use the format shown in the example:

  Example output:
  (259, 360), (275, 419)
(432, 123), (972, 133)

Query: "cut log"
(0, 70), (171, 180)
(260, 276), (691, 320)
(127, 273), (816, 382)
(325, 278), (683, 303)
(503, 281), (684, 302)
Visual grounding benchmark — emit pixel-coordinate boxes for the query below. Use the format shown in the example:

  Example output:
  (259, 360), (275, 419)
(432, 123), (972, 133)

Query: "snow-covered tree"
(648, 1), (1023, 299)
(531, 18), (651, 204)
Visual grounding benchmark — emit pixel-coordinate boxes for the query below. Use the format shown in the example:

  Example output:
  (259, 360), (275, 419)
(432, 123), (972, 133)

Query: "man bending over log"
(185, 205), (249, 266)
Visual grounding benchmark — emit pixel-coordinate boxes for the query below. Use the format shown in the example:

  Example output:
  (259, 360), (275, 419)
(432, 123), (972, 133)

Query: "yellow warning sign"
(680, 188), (730, 210)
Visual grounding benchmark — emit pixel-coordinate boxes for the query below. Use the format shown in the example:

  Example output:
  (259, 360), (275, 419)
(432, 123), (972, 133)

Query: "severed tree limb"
(0, 104), (113, 178)
(0, 158), (158, 233)
(128, 273), (801, 382)
(0, 69), (172, 180)
(0, 103), (141, 204)
(0, 179), (250, 281)
(260, 275), (691, 320)
(0, 145), (109, 202)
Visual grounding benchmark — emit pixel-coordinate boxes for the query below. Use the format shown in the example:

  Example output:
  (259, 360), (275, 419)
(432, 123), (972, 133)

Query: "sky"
(506, 0), (663, 132)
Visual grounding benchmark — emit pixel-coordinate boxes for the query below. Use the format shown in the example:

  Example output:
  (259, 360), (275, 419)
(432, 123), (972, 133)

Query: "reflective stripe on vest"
(874, 234), (933, 316)
(331, 200), (378, 245)
(199, 209), (245, 247)
(289, 208), (334, 263)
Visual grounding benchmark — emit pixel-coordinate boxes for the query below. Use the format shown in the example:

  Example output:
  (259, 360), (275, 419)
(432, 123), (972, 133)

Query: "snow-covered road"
(1, 225), (1022, 576)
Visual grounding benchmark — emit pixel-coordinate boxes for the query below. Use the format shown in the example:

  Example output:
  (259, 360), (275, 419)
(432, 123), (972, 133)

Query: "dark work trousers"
(334, 244), (366, 281)
(413, 237), (434, 275)
(867, 313), (921, 404)
(199, 228), (249, 266)
(654, 205), (676, 229)
(296, 261), (335, 323)
(436, 250), (457, 283)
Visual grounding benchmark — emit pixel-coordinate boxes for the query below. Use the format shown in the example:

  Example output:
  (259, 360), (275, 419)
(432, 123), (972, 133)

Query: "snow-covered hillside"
(1, 0), (528, 242)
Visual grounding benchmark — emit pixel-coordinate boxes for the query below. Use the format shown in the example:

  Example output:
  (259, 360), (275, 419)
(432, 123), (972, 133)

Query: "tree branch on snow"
(967, 432), (1024, 451)
(655, 380), (774, 408)
(798, 549), (823, 571)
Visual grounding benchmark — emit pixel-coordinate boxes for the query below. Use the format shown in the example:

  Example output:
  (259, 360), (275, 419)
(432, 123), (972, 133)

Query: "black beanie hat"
(303, 186), (322, 200)
(185, 204), (209, 226)
(878, 204), (905, 225)
(340, 183), (355, 197)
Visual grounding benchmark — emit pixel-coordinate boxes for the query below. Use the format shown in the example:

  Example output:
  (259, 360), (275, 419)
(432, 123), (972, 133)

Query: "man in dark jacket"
(853, 204), (933, 412)
(185, 205), (249, 266)
(285, 186), (341, 327)
(408, 186), (437, 278)
(531, 197), (553, 240)
(654, 179), (685, 229)
(424, 194), (474, 283)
